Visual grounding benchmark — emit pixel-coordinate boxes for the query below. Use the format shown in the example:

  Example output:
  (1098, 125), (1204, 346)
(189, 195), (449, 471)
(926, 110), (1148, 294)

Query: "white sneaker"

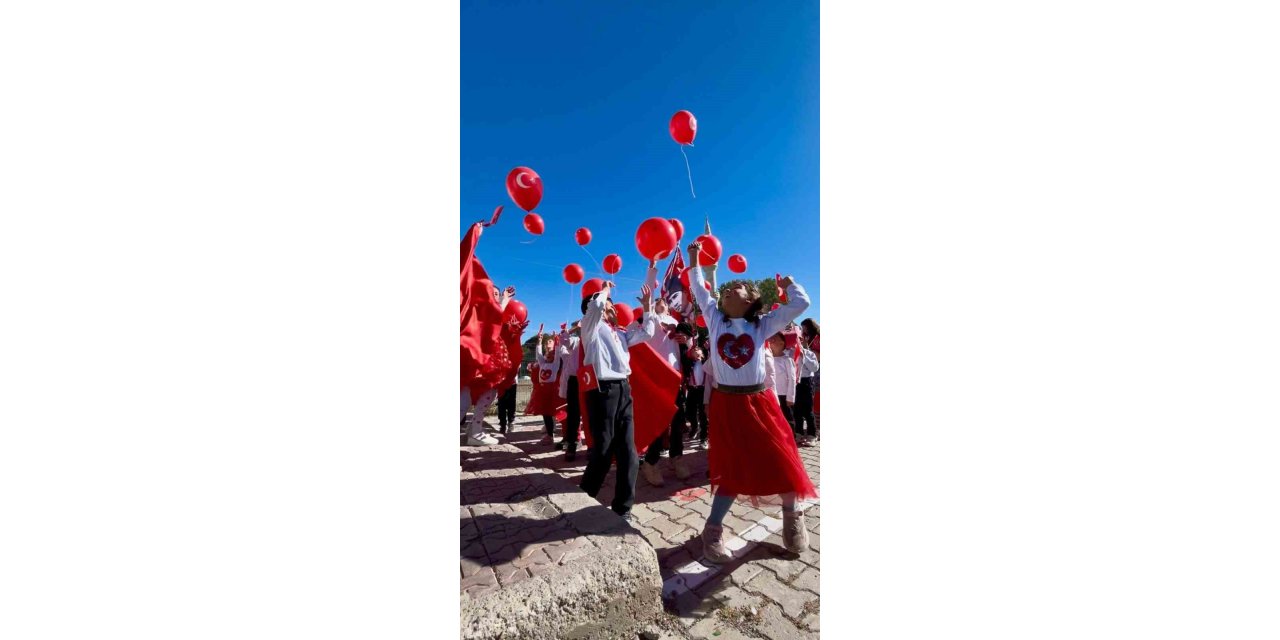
(466, 433), (499, 446)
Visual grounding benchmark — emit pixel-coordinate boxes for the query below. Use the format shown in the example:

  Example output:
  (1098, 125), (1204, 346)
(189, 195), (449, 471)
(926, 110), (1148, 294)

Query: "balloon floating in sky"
(575, 227), (592, 246)
(603, 254), (622, 275)
(669, 110), (697, 145)
(503, 300), (528, 324)
(727, 254), (748, 273)
(506, 166), (543, 212)
(669, 218), (684, 242)
(563, 263), (584, 285)
(581, 277), (605, 299)
(635, 217), (679, 261)
(693, 233), (722, 266)
(523, 212), (544, 236)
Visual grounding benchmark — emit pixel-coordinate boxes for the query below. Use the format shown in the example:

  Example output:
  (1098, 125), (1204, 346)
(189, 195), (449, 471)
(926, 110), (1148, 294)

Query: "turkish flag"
(576, 341), (680, 454)
(459, 223), (505, 401)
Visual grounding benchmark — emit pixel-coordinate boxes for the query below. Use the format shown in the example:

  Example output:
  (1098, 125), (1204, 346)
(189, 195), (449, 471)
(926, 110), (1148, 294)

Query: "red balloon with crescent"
(506, 166), (543, 212)
(635, 217), (678, 261)
(523, 212), (544, 236)
(563, 263), (584, 285)
(669, 110), (697, 145)
(603, 254), (622, 275)
(503, 300), (528, 324)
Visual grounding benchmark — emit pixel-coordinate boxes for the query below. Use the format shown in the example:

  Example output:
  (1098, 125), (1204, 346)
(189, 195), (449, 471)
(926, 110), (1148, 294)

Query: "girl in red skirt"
(525, 331), (563, 445)
(686, 241), (817, 563)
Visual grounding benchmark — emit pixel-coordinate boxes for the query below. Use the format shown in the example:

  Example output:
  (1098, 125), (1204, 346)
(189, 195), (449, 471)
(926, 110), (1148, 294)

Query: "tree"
(521, 335), (540, 365)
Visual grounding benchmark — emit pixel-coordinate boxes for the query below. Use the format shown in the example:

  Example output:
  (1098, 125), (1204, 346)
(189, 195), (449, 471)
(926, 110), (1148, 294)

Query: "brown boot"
(673, 456), (692, 481)
(783, 509), (809, 554)
(702, 524), (732, 564)
(641, 461), (665, 487)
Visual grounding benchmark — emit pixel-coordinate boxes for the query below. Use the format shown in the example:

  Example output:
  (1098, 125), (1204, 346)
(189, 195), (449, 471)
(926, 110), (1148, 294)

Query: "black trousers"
(542, 415), (556, 435)
(644, 387), (686, 463)
(497, 385), (517, 426)
(563, 376), (580, 447)
(685, 386), (706, 441)
(579, 379), (637, 515)
(794, 378), (816, 437)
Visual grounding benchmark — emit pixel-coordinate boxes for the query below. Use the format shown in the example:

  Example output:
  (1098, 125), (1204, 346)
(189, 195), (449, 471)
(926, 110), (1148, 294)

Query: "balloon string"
(579, 245), (604, 276)
(680, 145), (697, 199)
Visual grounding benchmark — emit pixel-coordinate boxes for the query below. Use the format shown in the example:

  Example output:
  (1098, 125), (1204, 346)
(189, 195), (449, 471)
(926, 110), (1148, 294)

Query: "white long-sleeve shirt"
(690, 265), (810, 388)
(557, 335), (580, 398)
(535, 349), (560, 385)
(579, 287), (650, 382)
(798, 347), (819, 379)
(772, 348), (798, 399)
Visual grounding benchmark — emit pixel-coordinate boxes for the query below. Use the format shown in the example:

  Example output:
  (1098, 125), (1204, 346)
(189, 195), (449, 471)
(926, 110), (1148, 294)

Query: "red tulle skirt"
(525, 378), (562, 416)
(708, 388), (817, 504)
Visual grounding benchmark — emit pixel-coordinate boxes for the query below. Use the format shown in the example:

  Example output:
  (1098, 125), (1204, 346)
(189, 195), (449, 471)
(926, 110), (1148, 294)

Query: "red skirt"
(525, 379), (562, 416)
(708, 388), (817, 503)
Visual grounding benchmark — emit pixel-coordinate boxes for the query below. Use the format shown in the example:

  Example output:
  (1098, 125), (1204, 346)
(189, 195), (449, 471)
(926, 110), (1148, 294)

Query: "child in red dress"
(686, 241), (817, 563)
(525, 331), (563, 445)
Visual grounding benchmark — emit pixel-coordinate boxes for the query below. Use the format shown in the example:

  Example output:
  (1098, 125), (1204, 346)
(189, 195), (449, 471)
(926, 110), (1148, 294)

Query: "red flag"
(460, 223), (506, 401)
(574, 341), (680, 454)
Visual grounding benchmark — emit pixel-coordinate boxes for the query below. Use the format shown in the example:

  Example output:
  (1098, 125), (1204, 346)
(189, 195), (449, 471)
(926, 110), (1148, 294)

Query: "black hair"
(674, 322), (695, 337)
(581, 292), (605, 316)
(801, 318), (820, 338)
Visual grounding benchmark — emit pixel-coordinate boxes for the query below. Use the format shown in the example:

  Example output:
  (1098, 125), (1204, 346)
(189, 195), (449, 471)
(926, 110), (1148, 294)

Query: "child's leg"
(543, 415), (555, 435)
(782, 492), (797, 512)
(708, 493), (736, 526)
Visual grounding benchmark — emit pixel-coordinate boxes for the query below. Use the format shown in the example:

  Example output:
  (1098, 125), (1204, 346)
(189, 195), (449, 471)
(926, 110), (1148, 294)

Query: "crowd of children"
(460, 226), (821, 560)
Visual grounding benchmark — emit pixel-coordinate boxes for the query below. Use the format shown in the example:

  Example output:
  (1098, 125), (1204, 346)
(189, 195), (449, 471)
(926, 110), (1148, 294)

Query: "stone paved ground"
(497, 414), (821, 639)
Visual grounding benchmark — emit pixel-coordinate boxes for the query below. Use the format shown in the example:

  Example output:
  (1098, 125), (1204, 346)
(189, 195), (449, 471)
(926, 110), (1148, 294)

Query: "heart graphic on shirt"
(717, 333), (755, 369)
(540, 369), (552, 382)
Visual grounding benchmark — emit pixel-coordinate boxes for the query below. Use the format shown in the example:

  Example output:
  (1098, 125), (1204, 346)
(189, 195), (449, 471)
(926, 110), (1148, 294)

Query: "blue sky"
(462, 0), (819, 334)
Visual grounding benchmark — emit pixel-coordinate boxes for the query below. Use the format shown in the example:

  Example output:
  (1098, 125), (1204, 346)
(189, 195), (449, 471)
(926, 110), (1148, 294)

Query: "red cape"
(577, 341), (680, 454)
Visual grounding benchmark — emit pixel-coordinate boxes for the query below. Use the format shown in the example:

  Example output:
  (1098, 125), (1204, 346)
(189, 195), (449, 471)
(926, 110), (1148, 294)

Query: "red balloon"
(581, 277), (605, 299)
(669, 218), (684, 241)
(612, 302), (634, 328)
(506, 166), (543, 212)
(563, 263), (584, 285)
(669, 110), (698, 145)
(503, 300), (528, 324)
(693, 233), (722, 266)
(603, 254), (622, 275)
(771, 303), (781, 311)
(523, 212), (544, 236)
(635, 217), (678, 261)
(695, 315), (707, 329)
(575, 227), (592, 246)
(727, 254), (748, 273)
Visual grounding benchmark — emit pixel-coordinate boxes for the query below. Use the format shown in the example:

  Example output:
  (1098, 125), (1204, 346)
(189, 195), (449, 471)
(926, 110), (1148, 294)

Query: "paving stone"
(801, 612), (819, 632)
(647, 514), (690, 541)
(744, 570), (816, 620)
(686, 616), (754, 640)
(754, 602), (816, 640)
(791, 566), (819, 594)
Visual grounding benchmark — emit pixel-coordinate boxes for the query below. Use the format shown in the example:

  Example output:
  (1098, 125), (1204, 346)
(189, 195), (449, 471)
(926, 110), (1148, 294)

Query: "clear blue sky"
(462, 0), (819, 334)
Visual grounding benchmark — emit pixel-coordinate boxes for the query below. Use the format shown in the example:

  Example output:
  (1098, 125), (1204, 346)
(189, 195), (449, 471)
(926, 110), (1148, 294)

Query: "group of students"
(483, 240), (820, 562)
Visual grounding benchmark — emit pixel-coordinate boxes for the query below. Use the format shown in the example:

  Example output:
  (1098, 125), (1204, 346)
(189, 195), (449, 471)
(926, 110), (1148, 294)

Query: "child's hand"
(503, 286), (517, 299)
(777, 275), (795, 290)
(687, 241), (702, 262)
